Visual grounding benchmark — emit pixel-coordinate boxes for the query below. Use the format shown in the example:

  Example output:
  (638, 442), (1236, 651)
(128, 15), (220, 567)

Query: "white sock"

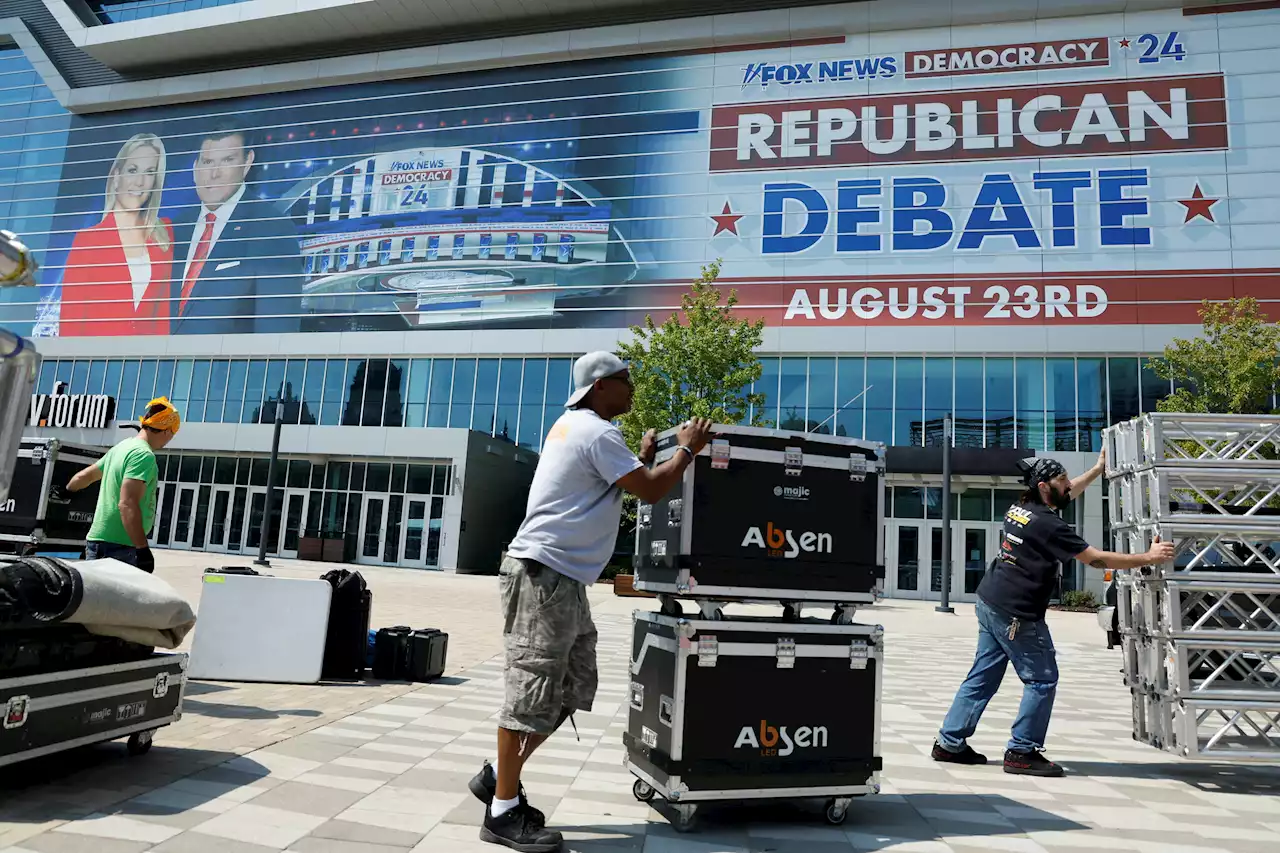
(491, 794), (520, 818)
(491, 761), (499, 779)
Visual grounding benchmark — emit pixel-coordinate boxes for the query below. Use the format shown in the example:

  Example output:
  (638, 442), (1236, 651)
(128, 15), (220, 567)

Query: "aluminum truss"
(1105, 413), (1280, 763)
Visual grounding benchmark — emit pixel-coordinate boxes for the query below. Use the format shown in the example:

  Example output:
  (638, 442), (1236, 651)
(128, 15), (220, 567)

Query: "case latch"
(849, 640), (870, 670)
(849, 455), (868, 482)
(4, 695), (29, 729)
(784, 446), (803, 476)
(667, 499), (683, 527)
(776, 638), (796, 669)
(659, 695), (674, 727)
(630, 682), (645, 711)
(650, 539), (667, 558)
(710, 439), (731, 470)
(638, 504), (652, 530)
(696, 636), (718, 667)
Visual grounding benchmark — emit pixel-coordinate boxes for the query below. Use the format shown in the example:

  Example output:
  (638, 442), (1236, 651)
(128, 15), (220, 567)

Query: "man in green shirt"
(68, 397), (181, 574)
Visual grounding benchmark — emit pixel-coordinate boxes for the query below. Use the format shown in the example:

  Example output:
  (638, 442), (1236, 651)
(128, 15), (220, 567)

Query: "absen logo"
(742, 56), (897, 89)
(742, 522), (832, 558)
(735, 719), (829, 757)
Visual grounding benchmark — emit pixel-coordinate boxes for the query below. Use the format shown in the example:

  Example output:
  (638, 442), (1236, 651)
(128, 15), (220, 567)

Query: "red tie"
(181, 212), (216, 314)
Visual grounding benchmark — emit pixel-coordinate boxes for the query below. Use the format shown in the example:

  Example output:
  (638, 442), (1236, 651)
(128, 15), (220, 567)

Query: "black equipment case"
(634, 425), (885, 604)
(623, 611), (883, 831)
(0, 438), (104, 556)
(1, 652), (188, 767)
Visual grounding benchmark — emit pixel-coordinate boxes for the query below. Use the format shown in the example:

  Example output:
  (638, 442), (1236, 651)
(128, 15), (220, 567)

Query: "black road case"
(0, 438), (104, 556)
(634, 424), (885, 604)
(623, 610), (883, 832)
(1, 652), (188, 767)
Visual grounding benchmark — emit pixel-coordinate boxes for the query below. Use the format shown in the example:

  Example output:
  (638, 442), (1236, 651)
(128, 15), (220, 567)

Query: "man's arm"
(616, 419), (713, 505)
(1069, 448), (1106, 500)
(118, 478), (150, 549)
(67, 464), (103, 493)
(1076, 536), (1174, 570)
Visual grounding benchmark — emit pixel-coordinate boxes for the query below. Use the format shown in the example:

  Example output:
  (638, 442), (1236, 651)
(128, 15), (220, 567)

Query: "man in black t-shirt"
(931, 451), (1174, 777)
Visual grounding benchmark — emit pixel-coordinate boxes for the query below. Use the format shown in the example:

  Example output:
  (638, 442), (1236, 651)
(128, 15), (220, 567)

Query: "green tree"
(1149, 297), (1280, 415)
(605, 260), (767, 574)
(615, 259), (769, 451)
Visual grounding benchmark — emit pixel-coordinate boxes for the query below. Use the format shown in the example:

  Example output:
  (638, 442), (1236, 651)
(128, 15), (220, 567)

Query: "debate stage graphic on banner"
(24, 6), (1280, 336)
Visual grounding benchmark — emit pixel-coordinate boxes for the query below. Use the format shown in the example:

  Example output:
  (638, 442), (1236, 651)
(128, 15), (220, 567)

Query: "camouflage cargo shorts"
(498, 554), (598, 735)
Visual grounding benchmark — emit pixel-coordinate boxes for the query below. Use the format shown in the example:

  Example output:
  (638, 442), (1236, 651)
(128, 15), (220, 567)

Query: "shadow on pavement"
(181, 699), (323, 720)
(1061, 760), (1280, 795)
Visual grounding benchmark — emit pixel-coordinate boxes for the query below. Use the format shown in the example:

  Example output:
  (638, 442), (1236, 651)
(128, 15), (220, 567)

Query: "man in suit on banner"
(172, 120), (303, 335)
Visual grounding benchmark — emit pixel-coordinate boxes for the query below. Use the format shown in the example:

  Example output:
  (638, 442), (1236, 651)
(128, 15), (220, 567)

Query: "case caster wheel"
(824, 799), (848, 826)
(672, 804), (698, 833)
(712, 608), (725, 621)
(632, 779), (655, 802)
(658, 597), (682, 617)
(782, 605), (798, 622)
(127, 731), (154, 756)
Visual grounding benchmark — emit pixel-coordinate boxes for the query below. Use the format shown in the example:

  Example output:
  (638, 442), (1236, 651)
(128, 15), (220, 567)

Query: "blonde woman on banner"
(59, 132), (174, 336)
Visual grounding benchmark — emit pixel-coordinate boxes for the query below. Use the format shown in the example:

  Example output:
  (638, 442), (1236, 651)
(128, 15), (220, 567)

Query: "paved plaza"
(2, 552), (1279, 853)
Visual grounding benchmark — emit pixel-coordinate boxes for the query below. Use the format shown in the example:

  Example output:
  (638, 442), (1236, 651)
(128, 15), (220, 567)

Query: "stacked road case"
(624, 425), (887, 832)
(1104, 413), (1280, 762)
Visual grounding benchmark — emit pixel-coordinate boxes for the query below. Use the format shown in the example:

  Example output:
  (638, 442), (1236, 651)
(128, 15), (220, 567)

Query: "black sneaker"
(931, 741), (988, 765)
(480, 802), (563, 852)
(469, 762), (545, 825)
(1003, 748), (1065, 777)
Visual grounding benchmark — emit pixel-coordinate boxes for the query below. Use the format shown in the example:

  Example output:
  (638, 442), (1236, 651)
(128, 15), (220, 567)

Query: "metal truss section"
(1169, 698), (1280, 762)
(1105, 413), (1280, 476)
(1108, 467), (1280, 529)
(1152, 579), (1280, 639)
(1114, 521), (1280, 581)
(1153, 637), (1280, 700)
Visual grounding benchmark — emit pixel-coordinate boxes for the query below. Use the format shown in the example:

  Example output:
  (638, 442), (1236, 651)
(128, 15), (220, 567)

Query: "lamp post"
(936, 413), (955, 614)
(254, 381), (285, 568)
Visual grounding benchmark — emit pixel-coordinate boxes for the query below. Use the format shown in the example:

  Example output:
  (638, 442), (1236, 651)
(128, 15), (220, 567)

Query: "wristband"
(676, 445), (695, 460)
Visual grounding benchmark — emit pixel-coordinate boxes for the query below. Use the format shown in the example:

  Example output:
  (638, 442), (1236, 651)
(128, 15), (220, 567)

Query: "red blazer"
(59, 212), (174, 337)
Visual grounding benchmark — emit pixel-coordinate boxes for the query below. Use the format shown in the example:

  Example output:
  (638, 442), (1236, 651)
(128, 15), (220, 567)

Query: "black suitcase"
(407, 629), (448, 681)
(634, 424), (886, 604)
(372, 625), (411, 680)
(320, 569), (371, 680)
(0, 439), (104, 554)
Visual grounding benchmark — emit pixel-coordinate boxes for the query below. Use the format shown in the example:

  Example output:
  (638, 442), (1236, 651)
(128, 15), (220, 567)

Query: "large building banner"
(27, 7), (1279, 336)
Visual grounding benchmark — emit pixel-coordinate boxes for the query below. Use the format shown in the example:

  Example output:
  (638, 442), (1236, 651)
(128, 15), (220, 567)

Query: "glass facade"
(88, 0), (253, 24)
(40, 353), (1178, 451)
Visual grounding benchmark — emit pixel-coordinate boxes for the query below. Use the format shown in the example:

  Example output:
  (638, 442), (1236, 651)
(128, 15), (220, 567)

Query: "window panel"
(472, 358), (500, 435)
(405, 359), (431, 428)
(103, 360), (123, 402)
(778, 357), (807, 430)
(187, 360), (211, 422)
(263, 360), (287, 422)
(865, 358), (893, 446)
(894, 357), (923, 446)
(358, 359), (389, 427)
(1077, 358), (1106, 452)
(1016, 358), (1046, 451)
(154, 360), (175, 406)
(320, 359), (345, 426)
(428, 358), (454, 428)
(223, 361), (247, 423)
(985, 358), (1015, 448)
(1108, 358), (1140, 425)
(834, 357), (865, 439)
(86, 360), (106, 396)
(136, 360), (158, 411)
(37, 359), (57, 394)
(754, 357), (780, 426)
(339, 360), (364, 426)
(923, 357), (953, 447)
(1047, 358), (1076, 452)
(284, 359), (306, 425)
(954, 358), (983, 448)
(242, 360), (267, 424)
(451, 359), (478, 429)
(206, 361), (229, 425)
(518, 358), (547, 448)
(385, 359), (408, 428)
(1140, 357), (1170, 414)
(541, 359), (573, 445)
(806, 357), (836, 434)
(495, 359), (522, 442)
(118, 361), (140, 422)
(301, 360), (324, 426)
(68, 360), (88, 394)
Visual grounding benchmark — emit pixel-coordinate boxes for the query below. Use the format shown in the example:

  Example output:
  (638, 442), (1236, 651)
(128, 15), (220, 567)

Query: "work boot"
(931, 741), (988, 765)
(480, 802), (563, 852)
(469, 761), (544, 825)
(1003, 748), (1065, 777)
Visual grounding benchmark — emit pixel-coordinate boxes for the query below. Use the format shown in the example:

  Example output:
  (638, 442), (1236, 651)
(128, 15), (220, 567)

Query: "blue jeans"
(937, 598), (1059, 754)
(85, 540), (140, 567)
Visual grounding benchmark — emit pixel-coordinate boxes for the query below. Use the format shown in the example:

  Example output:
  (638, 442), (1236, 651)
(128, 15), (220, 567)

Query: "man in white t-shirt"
(469, 351), (713, 852)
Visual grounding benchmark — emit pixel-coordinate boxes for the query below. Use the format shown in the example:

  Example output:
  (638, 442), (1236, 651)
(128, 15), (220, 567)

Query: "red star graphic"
(1178, 184), (1219, 223)
(1118, 37), (1131, 49)
(711, 202), (743, 236)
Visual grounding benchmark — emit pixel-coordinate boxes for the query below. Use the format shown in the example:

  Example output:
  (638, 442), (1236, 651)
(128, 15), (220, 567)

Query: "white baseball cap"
(565, 351), (630, 407)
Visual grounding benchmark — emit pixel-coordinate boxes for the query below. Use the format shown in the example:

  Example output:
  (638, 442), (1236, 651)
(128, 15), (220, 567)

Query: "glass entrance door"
(956, 525), (993, 602)
(280, 491), (307, 558)
(357, 494), (391, 565)
(887, 520), (996, 602)
(170, 486), (197, 548)
(205, 487), (234, 551)
(888, 522), (925, 599)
